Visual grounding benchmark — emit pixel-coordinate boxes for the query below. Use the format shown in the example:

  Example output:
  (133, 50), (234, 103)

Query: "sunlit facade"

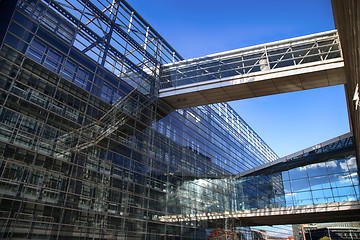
(157, 134), (359, 224)
(0, 0), (277, 238)
(235, 134), (359, 209)
(0, 0), (358, 239)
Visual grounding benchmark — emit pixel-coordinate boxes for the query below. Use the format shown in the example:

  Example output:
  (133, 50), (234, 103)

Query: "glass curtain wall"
(235, 136), (359, 210)
(0, 0), (277, 239)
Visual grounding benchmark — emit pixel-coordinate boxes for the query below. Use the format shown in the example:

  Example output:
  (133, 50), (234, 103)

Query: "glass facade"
(0, 0), (277, 239)
(0, 0), (358, 239)
(158, 134), (359, 223)
(236, 135), (359, 209)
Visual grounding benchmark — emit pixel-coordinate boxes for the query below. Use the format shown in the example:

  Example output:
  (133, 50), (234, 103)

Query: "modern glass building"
(0, 0), (278, 238)
(0, 0), (358, 239)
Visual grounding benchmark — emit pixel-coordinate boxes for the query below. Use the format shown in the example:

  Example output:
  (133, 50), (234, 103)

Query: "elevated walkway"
(159, 31), (346, 109)
(155, 133), (359, 226)
(157, 201), (360, 226)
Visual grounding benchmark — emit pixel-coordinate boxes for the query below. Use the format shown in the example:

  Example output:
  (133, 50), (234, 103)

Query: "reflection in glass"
(310, 175), (331, 190)
(326, 159), (347, 174)
(289, 167), (307, 180)
(306, 162), (327, 177)
(293, 191), (313, 206)
(234, 151), (359, 210)
(291, 178), (310, 192)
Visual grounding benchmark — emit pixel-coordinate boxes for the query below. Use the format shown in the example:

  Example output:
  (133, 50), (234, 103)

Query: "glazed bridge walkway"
(156, 133), (360, 226)
(159, 30), (346, 109)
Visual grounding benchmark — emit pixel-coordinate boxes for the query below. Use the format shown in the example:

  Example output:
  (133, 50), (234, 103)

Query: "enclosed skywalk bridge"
(159, 30), (346, 109)
(155, 133), (360, 226)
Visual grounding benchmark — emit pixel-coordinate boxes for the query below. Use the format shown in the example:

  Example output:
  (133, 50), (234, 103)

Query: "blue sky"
(130, 0), (350, 157)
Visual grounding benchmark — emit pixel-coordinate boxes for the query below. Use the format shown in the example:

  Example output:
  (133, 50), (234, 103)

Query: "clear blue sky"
(130, 0), (350, 157)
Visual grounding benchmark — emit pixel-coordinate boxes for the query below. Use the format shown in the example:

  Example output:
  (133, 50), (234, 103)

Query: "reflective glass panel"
(293, 191), (313, 206)
(283, 180), (291, 193)
(346, 157), (357, 171)
(27, 39), (46, 63)
(329, 172), (355, 188)
(44, 49), (62, 72)
(312, 189), (334, 204)
(309, 175), (331, 190)
(289, 167), (307, 180)
(326, 159), (347, 174)
(306, 162), (327, 177)
(291, 178), (310, 192)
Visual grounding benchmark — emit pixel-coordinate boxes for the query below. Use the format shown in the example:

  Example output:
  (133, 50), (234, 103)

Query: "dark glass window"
(44, 49), (62, 72)
(40, 13), (57, 32)
(19, 116), (39, 134)
(27, 39), (46, 63)
(101, 83), (112, 103)
(0, 108), (19, 126)
(74, 67), (88, 89)
(57, 23), (73, 43)
(61, 60), (76, 81)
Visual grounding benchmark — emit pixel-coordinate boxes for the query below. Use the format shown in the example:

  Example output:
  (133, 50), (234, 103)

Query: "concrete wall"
(332, 0), (360, 175)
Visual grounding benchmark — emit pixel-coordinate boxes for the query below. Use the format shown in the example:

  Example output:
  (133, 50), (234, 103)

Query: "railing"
(160, 30), (342, 88)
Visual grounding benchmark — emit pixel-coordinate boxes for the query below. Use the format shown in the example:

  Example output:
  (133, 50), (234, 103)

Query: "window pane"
(101, 83), (112, 102)
(326, 159), (347, 174)
(309, 175), (331, 190)
(291, 178), (310, 192)
(306, 162), (327, 177)
(312, 189), (334, 204)
(283, 180), (291, 193)
(288, 167), (306, 180)
(282, 171), (290, 181)
(329, 172), (354, 188)
(74, 67), (88, 89)
(293, 191), (313, 206)
(44, 49), (62, 72)
(61, 60), (76, 81)
(27, 39), (46, 63)
(346, 157), (357, 171)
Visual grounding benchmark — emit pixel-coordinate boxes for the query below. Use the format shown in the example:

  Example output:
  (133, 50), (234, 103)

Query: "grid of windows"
(0, 0), (278, 239)
(157, 136), (359, 223)
(0, 0), (358, 239)
(237, 153), (359, 210)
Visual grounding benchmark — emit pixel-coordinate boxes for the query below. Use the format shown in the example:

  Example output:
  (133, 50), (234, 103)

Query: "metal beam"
(80, 0), (159, 65)
(44, 0), (151, 80)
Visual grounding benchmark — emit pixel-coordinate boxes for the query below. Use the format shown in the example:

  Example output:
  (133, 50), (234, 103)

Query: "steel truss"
(161, 30), (342, 88)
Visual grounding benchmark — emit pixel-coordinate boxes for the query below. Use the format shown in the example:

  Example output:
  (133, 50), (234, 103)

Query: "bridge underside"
(159, 201), (360, 226)
(160, 59), (346, 109)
